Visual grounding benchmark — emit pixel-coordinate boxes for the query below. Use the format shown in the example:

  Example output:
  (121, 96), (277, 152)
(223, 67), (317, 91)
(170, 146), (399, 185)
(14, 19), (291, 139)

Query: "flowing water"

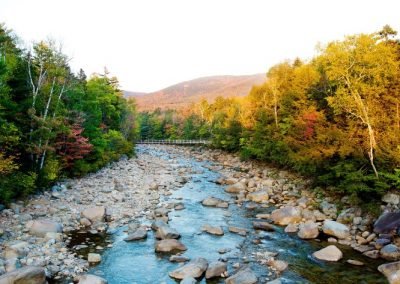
(68, 145), (387, 283)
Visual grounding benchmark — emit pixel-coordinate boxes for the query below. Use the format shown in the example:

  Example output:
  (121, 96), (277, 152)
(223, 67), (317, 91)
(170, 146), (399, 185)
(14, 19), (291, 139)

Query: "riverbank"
(0, 145), (398, 283)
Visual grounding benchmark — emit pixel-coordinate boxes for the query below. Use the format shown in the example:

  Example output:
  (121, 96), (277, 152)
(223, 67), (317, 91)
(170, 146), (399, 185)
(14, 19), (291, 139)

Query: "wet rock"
(285, 223), (298, 233)
(169, 258), (208, 280)
(252, 221), (275, 231)
(202, 224), (224, 236)
(374, 212), (400, 234)
(297, 222), (319, 239)
(378, 261), (400, 284)
(156, 224), (180, 239)
(228, 227), (248, 236)
(0, 266), (46, 284)
(78, 274), (108, 284)
(382, 193), (400, 205)
(380, 244), (400, 261)
(170, 255), (190, 262)
(155, 239), (187, 253)
(124, 227), (148, 241)
(205, 261), (227, 279)
(225, 267), (257, 284)
(270, 206), (302, 225)
(151, 220), (168, 231)
(202, 197), (225, 207)
(88, 253), (102, 263)
(225, 182), (246, 194)
(267, 258), (288, 272)
(346, 259), (364, 266)
(82, 206), (106, 222)
(313, 245), (343, 262)
(322, 220), (350, 239)
(26, 219), (63, 237)
(247, 190), (269, 203)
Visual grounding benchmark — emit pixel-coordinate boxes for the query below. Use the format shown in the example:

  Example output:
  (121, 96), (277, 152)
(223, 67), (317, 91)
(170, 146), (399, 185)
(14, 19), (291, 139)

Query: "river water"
(69, 145), (387, 283)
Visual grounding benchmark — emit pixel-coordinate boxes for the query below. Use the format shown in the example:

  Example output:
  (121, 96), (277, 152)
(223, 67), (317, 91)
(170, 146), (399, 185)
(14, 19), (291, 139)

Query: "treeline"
(0, 24), (137, 203)
(139, 26), (400, 201)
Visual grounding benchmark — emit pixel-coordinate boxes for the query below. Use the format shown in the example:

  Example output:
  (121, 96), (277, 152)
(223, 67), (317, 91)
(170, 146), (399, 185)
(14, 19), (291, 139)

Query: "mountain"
(125, 74), (265, 111)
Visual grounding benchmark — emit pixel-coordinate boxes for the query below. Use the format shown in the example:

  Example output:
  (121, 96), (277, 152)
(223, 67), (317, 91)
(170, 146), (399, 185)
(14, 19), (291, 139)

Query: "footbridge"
(136, 139), (211, 145)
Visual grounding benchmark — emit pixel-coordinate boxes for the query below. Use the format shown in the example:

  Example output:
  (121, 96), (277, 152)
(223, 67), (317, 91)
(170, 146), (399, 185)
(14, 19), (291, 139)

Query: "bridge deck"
(136, 139), (211, 145)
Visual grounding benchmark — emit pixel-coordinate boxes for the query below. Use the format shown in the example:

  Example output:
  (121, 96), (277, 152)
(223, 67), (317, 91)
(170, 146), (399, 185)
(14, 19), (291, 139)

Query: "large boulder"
(297, 222), (319, 239)
(124, 227), (148, 241)
(378, 261), (400, 284)
(155, 239), (187, 253)
(247, 190), (269, 203)
(322, 220), (350, 239)
(0, 266), (46, 284)
(312, 245), (343, 261)
(81, 206), (106, 222)
(374, 212), (400, 234)
(169, 258), (208, 280)
(270, 206), (302, 225)
(380, 244), (400, 261)
(155, 225), (180, 239)
(205, 261), (227, 279)
(225, 267), (257, 284)
(26, 220), (62, 237)
(78, 274), (108, 284)
(225, 182), (246, 194)
(382, 193), (400, 205)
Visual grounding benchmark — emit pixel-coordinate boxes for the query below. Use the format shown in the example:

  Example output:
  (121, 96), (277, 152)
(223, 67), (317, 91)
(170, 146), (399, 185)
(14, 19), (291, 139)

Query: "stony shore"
(0, 145), (399, 283)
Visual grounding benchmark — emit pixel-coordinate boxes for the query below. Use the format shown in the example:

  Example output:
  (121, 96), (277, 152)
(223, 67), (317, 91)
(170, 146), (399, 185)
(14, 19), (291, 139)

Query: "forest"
(0, 24), (137, 203)
(138, 26), (400, 203)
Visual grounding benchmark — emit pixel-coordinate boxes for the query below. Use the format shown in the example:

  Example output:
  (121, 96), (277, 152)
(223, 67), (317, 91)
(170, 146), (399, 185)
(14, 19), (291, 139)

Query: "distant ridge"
(124, 74), (265, 111)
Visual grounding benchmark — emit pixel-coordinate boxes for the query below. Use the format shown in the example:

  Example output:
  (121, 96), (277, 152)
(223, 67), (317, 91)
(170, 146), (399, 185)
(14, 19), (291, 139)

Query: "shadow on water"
(65, 146), (387, 283)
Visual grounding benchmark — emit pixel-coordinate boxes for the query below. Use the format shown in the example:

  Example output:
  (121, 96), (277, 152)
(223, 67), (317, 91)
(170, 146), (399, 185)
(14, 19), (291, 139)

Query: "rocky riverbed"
(0, 145), (400, 283)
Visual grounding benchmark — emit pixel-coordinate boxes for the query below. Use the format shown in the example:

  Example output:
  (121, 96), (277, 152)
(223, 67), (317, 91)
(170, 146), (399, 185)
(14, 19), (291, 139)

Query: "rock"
(78, 274), (108, 284)
(378, 261), (400, 284)
(26, 220), (63, 237)
(374, 212), (400, 234)
(247, 190), (269, 203)
(380, 244), (400, 261)
(155, 207), (170, 217)
(285, 223), (298, 233)
(322, 220), (350, 239)
(297, 222), (319, 239)
(225, 182), (246, 194)
(80, 218), (92, 227)
(382, 193), (400, 205)
(202, 197), (225, 207)
(88, 253), (102, 263)
(156, 225), (180, 239)
(270, 206), (302, 225)
(202, 224), (224, 236)
(313, 245), (343, 261)
(170, 255), (190, 262)
(0, 266), (46, 284)
(169, 258), (208, 279)
(252, 221), (275, 231)
(346, 259), (364, 266)
(320, 201), (337, 218)
(81, 206), (106, 222)
(44, 232), (63, 242)
(155, 239), (187, 253)
(267, 258), (288, 272)
(205, 261), (227, 279)
(124, 227), (148, 241)
(180, 277), (197, 284)
(149, 181), (159, 190)
(225, 267), (257, 284)
(151, 220), (168, 231)
(228, 227), (248, 236)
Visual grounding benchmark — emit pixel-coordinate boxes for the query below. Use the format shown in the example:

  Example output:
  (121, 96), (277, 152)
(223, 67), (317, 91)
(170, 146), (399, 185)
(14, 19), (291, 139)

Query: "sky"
(1, 0), (399, 92)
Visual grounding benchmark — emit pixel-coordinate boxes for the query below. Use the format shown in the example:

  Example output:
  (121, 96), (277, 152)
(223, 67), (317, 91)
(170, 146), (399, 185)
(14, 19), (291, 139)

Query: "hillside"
(125, 74), (265, 111)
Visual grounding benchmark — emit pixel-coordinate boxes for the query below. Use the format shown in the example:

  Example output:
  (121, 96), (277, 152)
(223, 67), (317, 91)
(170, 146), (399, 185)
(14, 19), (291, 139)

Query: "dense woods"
(138, 26), (400, 202)
(0, 24), (137, 203)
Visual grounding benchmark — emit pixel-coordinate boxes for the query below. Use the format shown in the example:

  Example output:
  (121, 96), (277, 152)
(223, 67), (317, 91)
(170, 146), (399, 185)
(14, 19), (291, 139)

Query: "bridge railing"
(136, 139), (211, 145)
